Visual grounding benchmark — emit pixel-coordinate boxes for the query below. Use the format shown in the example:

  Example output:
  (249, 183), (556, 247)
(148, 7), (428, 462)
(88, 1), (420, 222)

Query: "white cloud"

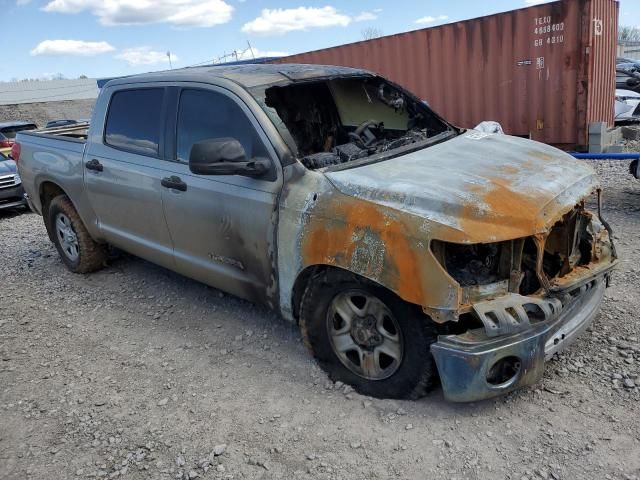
(42, 0), (233, 28)
(415, 15), (449, 25)
(116, 47), (179, 66)
(30, 39), (115, 56)
(16, 0), (32, 5)
(242, 6), (351, 35)
(354, 11), (377, 22)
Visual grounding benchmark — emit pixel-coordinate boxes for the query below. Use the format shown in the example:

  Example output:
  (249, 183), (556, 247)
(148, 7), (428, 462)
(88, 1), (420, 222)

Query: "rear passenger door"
(84, 87), (175, 269)
(159, 85), (282, 306)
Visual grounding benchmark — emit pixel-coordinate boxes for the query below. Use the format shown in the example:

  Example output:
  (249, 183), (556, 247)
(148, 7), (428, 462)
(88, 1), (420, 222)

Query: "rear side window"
(176, 89), (268, 163)
(105, 89), (164, 157)
(0, 124), (37, 139)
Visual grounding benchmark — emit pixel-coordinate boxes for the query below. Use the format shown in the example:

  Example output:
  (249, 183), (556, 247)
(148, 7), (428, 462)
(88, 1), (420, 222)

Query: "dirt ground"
(1, 159), (639, 480)
(0, 99), (95, 128)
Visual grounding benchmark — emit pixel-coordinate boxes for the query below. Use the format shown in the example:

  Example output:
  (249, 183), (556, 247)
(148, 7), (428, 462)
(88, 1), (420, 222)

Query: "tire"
(299, 270), (439, 399)
(46, 195), (107, 273)
(631, 159), (639, 179)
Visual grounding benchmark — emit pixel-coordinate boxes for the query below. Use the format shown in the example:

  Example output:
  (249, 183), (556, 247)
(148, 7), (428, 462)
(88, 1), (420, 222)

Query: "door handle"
(85, 159), (103, 172)
(161, 176), (187, 192)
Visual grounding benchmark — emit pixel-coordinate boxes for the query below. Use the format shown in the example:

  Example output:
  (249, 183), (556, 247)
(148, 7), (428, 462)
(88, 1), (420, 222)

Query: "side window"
(176, 89), (268, 163)
(105, 89), (164, 157)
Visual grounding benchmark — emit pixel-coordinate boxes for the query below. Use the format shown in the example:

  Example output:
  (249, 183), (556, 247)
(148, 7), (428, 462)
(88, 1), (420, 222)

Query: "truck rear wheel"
(47, 195), (107, 273)
(299, 271), (439, 399)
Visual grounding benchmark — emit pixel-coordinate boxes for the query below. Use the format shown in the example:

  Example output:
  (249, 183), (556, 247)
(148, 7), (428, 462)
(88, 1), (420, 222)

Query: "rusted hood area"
(325, 132), (599, 243)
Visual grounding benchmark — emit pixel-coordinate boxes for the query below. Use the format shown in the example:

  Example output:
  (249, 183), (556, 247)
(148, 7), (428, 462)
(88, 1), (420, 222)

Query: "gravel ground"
(1, 159), (639, 480)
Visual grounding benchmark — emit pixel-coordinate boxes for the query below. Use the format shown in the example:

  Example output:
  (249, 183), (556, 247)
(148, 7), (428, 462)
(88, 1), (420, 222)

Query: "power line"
(184, 58), (215, 68)
(183, 44), (262, 69)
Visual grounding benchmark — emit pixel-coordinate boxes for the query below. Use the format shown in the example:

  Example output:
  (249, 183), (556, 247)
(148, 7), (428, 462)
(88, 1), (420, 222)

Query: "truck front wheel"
(299, 271), (439, 399)
(47, 195), (107, 273)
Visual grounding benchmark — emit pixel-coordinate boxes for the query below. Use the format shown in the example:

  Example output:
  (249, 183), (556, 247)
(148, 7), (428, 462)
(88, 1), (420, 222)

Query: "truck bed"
(16, 123), (89, 218)
(22, 122), (89, 143)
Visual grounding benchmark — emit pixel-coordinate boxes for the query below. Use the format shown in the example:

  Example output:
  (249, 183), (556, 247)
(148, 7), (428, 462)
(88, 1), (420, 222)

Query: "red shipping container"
(271, 0), (618, 149)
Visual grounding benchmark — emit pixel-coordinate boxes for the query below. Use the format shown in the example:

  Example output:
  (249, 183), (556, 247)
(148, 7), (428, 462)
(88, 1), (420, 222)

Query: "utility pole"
(247, 41), (255, 59)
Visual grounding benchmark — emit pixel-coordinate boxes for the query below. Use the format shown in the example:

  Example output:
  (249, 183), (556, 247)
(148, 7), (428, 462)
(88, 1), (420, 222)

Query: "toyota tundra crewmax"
(14, 64), (617, 402)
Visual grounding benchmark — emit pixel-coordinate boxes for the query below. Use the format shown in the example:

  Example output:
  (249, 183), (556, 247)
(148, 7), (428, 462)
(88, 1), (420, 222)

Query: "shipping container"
(271, 0), (618, 149)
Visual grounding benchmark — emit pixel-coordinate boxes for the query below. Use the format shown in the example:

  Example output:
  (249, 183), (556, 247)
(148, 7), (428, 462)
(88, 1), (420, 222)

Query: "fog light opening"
(486, 356), (522, 386)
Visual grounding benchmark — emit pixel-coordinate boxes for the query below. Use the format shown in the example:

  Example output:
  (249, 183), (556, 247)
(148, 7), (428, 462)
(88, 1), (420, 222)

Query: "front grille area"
(0, 174), (17, 189)
(542, 208), (594, 278)
(432, 203), (613, 299)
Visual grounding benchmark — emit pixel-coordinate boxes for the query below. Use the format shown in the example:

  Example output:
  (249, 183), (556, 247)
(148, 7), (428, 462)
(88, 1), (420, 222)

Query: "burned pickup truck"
(15, 64), (616, 401)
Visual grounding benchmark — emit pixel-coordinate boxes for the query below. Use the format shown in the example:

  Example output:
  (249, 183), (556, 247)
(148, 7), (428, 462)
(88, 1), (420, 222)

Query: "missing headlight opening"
(430, 241), (507, 287)
(544, 207), (598, 277)
(431, 202), (614, 301)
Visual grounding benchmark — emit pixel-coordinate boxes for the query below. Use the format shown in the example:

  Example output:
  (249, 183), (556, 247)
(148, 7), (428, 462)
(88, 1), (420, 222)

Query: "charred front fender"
(276, 163), (459, 321)
(276, 160), (615, 327)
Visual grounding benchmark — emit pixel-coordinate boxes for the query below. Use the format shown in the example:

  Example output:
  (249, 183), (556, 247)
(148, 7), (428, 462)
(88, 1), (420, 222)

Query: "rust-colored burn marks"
(590, 223), (612, 263)
(500, 165), (521, 176)
(457, 177), (544, 243)
(300, 195), (426, 305)
(292, 154), (611, 322)
(526, 149), (555, 163)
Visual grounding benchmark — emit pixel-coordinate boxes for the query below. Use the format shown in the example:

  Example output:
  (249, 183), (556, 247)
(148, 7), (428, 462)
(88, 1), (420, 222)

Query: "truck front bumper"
(431, 266), (614, 402)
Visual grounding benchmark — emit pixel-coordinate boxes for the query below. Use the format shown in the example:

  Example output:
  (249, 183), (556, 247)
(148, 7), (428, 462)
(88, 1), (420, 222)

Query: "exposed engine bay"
(253, 76), (452, 170)
(432, 199), (615, 300)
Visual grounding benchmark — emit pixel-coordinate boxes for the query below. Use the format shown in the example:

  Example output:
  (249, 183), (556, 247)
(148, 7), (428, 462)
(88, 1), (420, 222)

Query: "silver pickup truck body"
(17, 64), (617, 401)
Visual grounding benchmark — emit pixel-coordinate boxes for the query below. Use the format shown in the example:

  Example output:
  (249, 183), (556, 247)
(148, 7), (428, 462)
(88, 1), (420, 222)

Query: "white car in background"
(615, 89), (640, 122)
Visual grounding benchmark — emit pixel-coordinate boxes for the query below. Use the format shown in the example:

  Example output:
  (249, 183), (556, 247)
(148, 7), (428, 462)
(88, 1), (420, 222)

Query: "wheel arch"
(39, 180), (68, 211)
(37, 179), (103, 242)
(291, 264), (405, 323)
(39, 181), (71, 241)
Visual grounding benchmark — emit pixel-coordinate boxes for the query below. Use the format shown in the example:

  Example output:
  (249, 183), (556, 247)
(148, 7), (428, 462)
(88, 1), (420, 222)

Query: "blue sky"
(1, 0), (639, 82)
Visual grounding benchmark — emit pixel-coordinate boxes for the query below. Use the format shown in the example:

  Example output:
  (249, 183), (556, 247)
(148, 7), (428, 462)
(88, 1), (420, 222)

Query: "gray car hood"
(0, 158), (17, 175)
(325, 131), (599, 242)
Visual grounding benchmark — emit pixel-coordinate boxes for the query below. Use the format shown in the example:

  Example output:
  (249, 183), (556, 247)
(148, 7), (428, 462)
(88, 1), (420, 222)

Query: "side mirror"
(188, 138), (269, 178)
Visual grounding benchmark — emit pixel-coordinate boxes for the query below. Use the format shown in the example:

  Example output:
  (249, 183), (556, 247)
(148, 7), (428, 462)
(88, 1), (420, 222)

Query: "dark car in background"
(0, 151), (26, 211)
(45, 119), (89, 129)
(616, 62), (640, 94)
(0, 121), (37, 156)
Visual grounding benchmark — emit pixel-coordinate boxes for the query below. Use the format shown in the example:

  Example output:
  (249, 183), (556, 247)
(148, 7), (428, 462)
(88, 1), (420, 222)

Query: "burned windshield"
(250, 76), (454, 170)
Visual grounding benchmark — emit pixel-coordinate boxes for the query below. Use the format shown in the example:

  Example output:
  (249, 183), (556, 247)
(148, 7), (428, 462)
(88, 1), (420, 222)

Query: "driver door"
(159, 85), (282, 306)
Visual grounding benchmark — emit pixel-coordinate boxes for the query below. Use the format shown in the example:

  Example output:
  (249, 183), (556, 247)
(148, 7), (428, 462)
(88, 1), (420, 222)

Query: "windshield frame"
(247, 74), (461, 167)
